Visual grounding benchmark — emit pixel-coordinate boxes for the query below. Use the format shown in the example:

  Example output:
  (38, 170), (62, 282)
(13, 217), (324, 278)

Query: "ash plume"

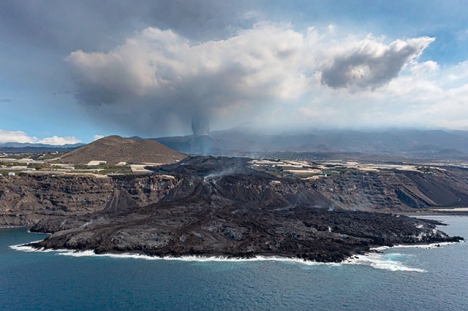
(66, 25), (434, 136)
(191, 116), (210, 137)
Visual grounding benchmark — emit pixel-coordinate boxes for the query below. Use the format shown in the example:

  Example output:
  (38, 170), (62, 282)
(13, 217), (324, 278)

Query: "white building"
(87, 160), (107, 166)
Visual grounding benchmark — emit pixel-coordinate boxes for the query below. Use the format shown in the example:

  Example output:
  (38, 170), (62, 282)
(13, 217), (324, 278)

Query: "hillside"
(59, 135), (186, 165)
(155, 129), (468, 159)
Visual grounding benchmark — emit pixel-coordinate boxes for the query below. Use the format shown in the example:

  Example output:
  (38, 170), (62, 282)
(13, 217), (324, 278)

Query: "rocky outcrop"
(315, 168), (468, 211)
(0, 174), (178, 227)
(28, 156), (464, 262)
(31, 203), (463, 262)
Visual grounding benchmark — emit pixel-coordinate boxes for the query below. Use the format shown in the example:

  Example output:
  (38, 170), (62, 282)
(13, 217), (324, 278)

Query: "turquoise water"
(1, 216), (467, 310)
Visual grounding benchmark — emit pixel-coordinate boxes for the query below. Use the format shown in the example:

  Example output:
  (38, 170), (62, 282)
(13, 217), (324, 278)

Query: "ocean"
(1, 216), (467, 311)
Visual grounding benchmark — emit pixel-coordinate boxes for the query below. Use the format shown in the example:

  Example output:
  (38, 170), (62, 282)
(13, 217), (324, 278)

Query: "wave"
(371, 241), (458, 252)
(11, 242), (431, 272)
(9, 241), (55, 252)
(59, 252), (342, 266)
(10, 243), (338, 265)
(343, 252), (426, 272)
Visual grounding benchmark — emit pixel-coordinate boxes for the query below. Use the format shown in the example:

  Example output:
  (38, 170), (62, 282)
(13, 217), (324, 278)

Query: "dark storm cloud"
(66, 25), (311, 136)
(65, 22), (437, 136)
(0, 0), (261, 136)
(0, 0), (256, 53)
(321, 37), (435, 89)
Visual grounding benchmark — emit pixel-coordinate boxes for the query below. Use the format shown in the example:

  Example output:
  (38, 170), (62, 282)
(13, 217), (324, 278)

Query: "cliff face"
(2, 157), (468, 228)
(315, 168), (468, 211)
(0, 175), (178, 227)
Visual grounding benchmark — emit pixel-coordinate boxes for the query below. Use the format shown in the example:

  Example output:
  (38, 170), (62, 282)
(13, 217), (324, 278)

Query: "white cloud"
(0, 130), (37, 144)
(285, 57), (468, 130)
(65, 23), (468, 133)
(93, 135), (104, 141)
(66, 24), (320, 135)
(38, 136), (81, 145)
(320, 36), (434, 89)
(67, 24), (313, 105)
(410, 61), (439, 77)
(0, 130), (81, 145)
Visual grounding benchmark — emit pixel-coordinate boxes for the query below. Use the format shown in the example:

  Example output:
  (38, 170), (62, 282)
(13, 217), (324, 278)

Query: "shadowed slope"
(60, 135), (186, 165)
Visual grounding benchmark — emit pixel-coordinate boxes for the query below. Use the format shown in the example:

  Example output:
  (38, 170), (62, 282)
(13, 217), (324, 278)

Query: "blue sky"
(1, 0), (468, 144)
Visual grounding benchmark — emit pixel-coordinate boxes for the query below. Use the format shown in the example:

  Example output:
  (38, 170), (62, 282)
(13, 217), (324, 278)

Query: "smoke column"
(191, 116), (210, 137)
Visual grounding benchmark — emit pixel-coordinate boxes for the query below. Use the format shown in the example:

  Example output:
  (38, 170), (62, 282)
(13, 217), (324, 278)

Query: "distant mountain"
(60, 135), (186, 165)
(154, 129), (468, 159)
(0, 142), (83, 154)
(155, 134), (216, 155)
(0, 142), (83, 148)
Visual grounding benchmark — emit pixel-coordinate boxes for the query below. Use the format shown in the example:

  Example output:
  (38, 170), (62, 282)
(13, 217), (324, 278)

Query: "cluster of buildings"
(249, 158), (426, 179)
(0, 155), (103, 178)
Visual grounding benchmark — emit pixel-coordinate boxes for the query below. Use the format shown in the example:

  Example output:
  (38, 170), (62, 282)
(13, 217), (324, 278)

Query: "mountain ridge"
(154, 129), (468, 159)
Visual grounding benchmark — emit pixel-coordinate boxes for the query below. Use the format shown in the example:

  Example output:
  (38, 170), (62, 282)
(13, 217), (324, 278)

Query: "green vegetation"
(321, 170), (341, 175)
(47, 158), (63, 164)
(34, 152), (67, 160)
(0, 169), (20, 176)
(95, 165), (133, 175)
(416, 166), (434, 173)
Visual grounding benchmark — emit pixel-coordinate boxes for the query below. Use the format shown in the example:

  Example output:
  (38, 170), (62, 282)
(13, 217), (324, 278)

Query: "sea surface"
(1, 216), (467, 311)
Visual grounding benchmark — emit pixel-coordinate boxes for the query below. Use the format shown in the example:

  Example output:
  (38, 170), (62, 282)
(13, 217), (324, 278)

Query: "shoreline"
(398, 210), (468, 217)
(4, 214), (465, 266)
(25, 234), (463, 264)
(0, 225), (28, 229)
(9, 239), (461, 273)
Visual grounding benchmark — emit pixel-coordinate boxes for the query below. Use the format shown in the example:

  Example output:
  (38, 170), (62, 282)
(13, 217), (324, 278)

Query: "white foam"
(57, 251), (340, 267)
(58, 250), (97, 257)
(362, 241), (462, 272)
(12, 240), (459, 273)
(10, 243), (340, 266)
(344, 253), (426, 273)
(372, 241), (457, 251)
(9, 241), (55, 252)
(11, 245), (424, 272)
(10, 245), (420, 272)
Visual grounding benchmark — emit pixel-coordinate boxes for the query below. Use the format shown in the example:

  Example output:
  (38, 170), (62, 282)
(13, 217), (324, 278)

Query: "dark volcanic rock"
(314, 168), (468, 211)
(30, 204), (463, 262)
(29, 156), (464, 262)
(1, 174), (178, 227)
(4, 156), (468, 228)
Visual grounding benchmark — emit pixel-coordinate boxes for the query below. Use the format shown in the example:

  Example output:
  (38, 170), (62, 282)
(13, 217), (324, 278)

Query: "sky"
(1, 0), (468, 145)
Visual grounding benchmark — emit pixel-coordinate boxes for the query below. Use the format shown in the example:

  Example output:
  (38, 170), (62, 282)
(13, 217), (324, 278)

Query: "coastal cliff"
(0, 175), (178, 227)
(2, 156), (468, 228)
(27, 156), (464, 262)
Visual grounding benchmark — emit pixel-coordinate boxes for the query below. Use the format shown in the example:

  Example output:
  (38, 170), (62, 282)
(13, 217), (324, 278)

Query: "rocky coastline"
(28, 208), (463, 263)
(26, 156), (464, 262)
